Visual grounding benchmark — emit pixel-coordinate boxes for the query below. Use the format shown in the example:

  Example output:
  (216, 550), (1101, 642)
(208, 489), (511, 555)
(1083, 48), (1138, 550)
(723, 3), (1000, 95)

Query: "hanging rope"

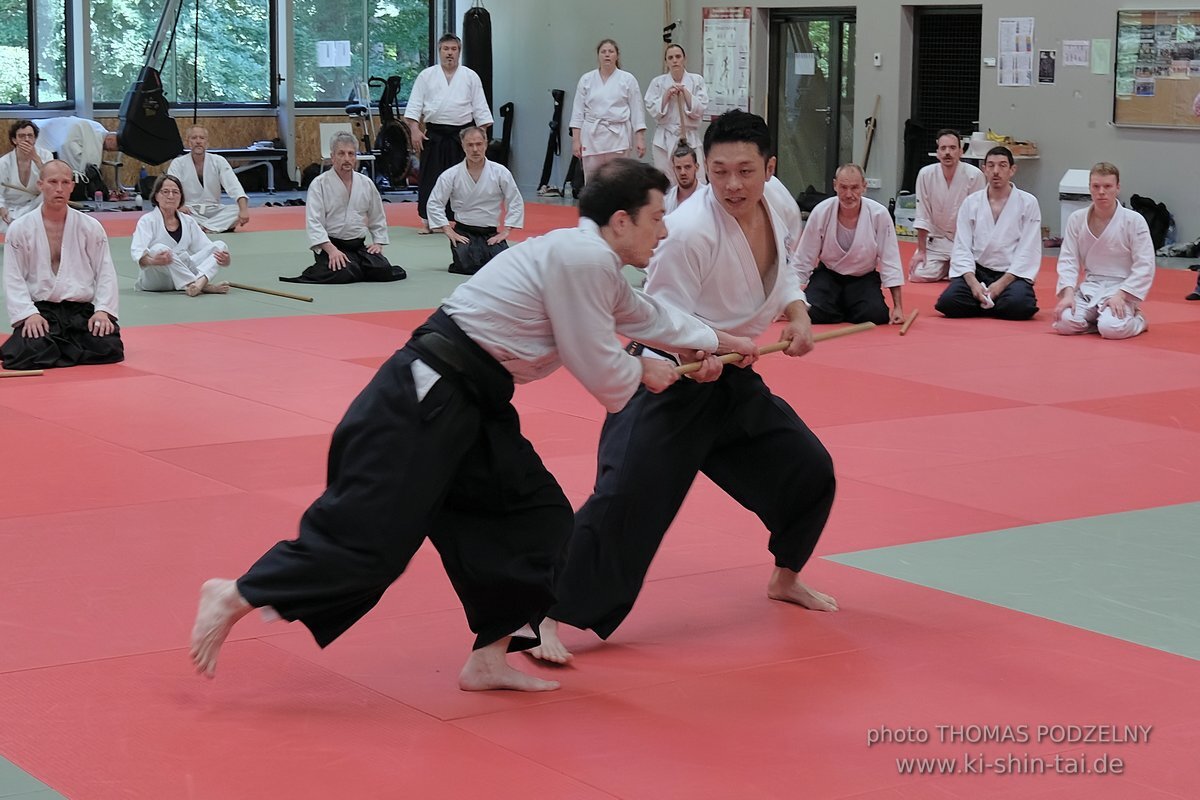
(192, 0), (200, 122)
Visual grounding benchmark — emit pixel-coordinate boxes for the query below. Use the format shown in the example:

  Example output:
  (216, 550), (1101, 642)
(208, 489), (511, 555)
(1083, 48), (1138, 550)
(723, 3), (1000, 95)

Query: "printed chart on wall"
(998, 17), (1035, 86)
(1114, 9), (1200, 128)
(703, 7), (751, 116)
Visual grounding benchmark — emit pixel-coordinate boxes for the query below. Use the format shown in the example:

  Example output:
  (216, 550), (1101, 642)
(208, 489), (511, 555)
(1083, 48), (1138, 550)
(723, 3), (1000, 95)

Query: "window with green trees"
(0, 0), (69, 106)
(91, 0), (273, 105)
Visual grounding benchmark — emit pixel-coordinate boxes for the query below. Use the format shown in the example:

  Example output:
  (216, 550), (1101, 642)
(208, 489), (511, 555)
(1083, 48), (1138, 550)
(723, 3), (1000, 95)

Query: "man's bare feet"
(767, 567), (839, 611)
(459, 638), (561, 692)
(525, 618), (573, 664)
(185, 276), (209, 297)
(201, 281), (230, 294)
(189, 578), (252, 677)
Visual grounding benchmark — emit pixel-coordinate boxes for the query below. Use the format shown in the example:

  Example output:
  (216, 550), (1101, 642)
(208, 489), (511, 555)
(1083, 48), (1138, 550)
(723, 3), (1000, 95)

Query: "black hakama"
(237, 309), (572, 651)
(280, 237), (407, 284)
(0, 300), (124, 370)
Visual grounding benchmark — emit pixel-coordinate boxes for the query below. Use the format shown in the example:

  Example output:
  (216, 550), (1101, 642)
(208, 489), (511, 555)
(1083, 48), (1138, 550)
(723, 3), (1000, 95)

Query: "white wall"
(488, 0), (1200, 237)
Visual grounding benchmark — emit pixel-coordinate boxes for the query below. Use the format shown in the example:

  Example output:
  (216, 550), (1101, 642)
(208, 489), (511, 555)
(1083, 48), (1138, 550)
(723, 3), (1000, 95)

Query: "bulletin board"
(1113, 9), (1200, 128)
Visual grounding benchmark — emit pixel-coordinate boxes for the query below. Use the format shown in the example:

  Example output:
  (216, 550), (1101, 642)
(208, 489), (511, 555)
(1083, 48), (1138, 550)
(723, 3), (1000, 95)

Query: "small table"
(209, 148), (289, 193)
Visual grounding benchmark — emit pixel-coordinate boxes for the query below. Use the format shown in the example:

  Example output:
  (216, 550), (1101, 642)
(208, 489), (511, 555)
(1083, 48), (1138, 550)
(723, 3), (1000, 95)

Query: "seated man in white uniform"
(131, 174), (232, 296)
(34, 116), (119, 188)
(1053, 162), (1154, 339)
(910, 128), (984, 282)
(1, 161), (123, 370)
(281, 132), (406, 284)
(166, 125), (250, 233)
(935, 146), (1041, 320)
(794, 164), (904, 325)
(662, 144), (701, 214)
(427, 126), (524, 275)
(1, 120), (54, 233)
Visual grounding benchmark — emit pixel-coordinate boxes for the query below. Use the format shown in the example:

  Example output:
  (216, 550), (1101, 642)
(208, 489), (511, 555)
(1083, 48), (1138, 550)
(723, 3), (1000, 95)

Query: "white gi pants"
(135, 241), (229, 292)
(1053, 278), (1148, 339)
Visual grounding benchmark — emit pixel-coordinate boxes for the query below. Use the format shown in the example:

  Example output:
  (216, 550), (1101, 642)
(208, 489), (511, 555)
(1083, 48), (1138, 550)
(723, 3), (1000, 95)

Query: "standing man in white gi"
(405, 33), (493, 233)
(531, 110), (838, 665)
(935, 146), (1041, 320)
(795, 164), (905, 325)
(910, 129), (984, 282)
(663, 144), (701, 213)
(1053, 162), (1154, 339)
(189, 159), (758, 692)
(1, 161), (123, 370)
(280, 132), (405, 284)
(427, 126), (524, 275)
(0, 120), (53, 233)
(166, 125), (250, 233)
(33, 116), (119, 182)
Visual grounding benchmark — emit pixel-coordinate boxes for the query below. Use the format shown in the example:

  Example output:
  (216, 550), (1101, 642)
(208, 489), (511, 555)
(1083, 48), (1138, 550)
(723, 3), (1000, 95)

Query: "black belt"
(625, 341), (679, 364)
(409, 308), (514, 412)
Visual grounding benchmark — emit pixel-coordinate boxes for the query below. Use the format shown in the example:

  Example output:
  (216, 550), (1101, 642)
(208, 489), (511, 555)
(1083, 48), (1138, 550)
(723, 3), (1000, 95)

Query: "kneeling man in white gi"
(1, 161), (123, 369)
(1053, 162), (1154, 339)
(795, 163), (904, 325)
(166, 125), (250, 233)
(427, 126), (524, 275)
(281, 132), (406, 284)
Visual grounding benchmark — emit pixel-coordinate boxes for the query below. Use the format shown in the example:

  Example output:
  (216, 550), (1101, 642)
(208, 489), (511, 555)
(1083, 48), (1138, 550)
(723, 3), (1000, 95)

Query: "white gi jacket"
(1056, 205), (1155, 301)
(166, 152), (248, 232)
(570, 69), (647, 156)
(950, 185), (1043, 282)
(4, 208), (119, 323)
(404, 66), (493, 127)
(0, 146), (53, 231)
(35, 117), (109, 174)
(795, 196), (904, 288)
(646, 183), (807, 339)
(426, 160), (525, 231)
(914, 162), (984, 242)
(643, 72), (709, 154)
(130, 208), (227, 291)
(305, 170), (389, 248)
(441, 218), (718, 412)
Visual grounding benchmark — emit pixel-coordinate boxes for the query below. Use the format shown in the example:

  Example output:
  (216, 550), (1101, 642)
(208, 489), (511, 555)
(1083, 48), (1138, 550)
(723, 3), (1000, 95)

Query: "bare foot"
(185, 276), (209, 297)
(189, 578), (252, 677)
(525, 618), (573, 664)
(767, 567), (839, 611)
(459, 638), (561, 692)
(201, 281), (230, 294)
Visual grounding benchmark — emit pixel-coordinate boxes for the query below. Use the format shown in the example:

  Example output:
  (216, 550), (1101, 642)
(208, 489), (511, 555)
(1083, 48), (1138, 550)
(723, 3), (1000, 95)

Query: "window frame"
(0, 0), (74, 109)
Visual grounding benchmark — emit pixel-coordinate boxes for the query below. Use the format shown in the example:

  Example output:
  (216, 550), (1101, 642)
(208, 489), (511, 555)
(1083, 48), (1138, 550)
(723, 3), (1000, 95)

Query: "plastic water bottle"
(94, 190), (104, 207)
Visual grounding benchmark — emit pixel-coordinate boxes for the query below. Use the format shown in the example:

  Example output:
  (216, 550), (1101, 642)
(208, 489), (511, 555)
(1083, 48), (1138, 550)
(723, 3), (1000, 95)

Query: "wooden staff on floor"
(676, 322), (875, 375)
(227, 282), (314, 303)
(0, 369), (44, 379)
(899, 308), (919, 336)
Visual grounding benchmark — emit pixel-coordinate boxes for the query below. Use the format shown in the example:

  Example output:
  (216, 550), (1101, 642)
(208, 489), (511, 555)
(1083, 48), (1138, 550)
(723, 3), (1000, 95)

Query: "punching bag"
(463, 4), (494, 110)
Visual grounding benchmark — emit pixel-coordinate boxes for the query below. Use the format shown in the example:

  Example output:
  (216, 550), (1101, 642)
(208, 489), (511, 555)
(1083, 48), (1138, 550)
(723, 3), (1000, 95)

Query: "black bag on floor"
(1130, 194), (1171, 250)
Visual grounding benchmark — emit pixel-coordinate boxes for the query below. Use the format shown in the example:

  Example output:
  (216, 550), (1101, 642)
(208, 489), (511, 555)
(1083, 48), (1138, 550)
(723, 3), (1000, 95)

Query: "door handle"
(814, 107), (831, 112)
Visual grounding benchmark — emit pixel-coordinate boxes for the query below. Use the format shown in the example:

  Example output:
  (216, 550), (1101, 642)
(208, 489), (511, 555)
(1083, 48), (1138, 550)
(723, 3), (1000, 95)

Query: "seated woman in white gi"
(1, 160), (123, 370)
(644, 43), (709, 185)
(427, 126), (524, 275)
(569, 39), (646, 180)
(1053, 162), (1154, 339)
(795, 164), (905, 325)
(0, 120), (54, 234)
(131, 174), (231, 296)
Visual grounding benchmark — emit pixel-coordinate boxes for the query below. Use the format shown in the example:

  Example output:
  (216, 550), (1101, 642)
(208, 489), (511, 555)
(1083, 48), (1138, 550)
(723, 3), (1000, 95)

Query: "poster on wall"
(1038, 50), (1057, 84)
(703, 7), (752, 116)
(1114, 9), (1200, 128)
(998, 16), (1035, 86)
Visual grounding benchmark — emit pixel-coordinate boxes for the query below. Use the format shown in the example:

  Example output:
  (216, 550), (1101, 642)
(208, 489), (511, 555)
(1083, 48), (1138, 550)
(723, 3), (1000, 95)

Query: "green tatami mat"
(828, 502), (1200, 660)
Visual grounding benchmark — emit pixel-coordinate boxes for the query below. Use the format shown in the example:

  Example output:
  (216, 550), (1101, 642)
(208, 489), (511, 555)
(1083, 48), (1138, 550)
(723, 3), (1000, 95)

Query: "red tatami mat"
(2, 256), (1199, 799)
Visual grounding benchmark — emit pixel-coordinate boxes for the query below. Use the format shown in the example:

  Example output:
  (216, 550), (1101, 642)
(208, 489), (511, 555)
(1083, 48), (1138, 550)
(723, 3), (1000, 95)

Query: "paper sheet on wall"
(998, 17), (1035, 86)
(795, 53), (815, 76)
(1091, 39), (1111, 74)
(317, 41), (351, 68)
(1062, 40), (1089, 67)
